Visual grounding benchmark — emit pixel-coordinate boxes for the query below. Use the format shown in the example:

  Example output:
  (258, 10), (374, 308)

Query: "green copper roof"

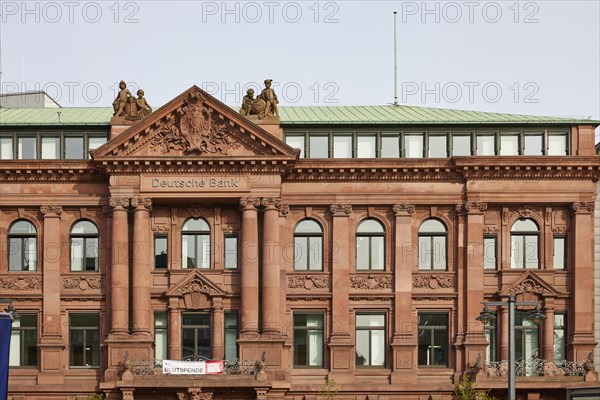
(0, 105), (598, 127)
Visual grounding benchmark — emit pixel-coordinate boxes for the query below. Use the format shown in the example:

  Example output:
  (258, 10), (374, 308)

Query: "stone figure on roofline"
(239, 79), (280, 121)
(112, 80), (153, 121)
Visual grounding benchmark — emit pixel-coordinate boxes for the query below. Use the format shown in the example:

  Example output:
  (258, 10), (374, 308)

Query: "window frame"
(418, 219), (448, 271)
(510, 218), (540, 269)
(553, 235), (566, 270)
(355, 219), (386, 271)
(8, 219), (37, 272)
(69, 220), (100, 272)
(154, 311), (168, 363)
(224, 311), (238, 361)
(293, 312), (325, 368)
(154, 234), (168, 269)
(181, 311), (212, 360)
(9, 313), (38, 368)
(355, 313), (386, 368)
(224, 234), (239, 270)
(553, 312), (566, 363)
(483, 235), (497, 270)
(294, 219), (324, 271)
(181, 218), (211, 269)
(484, 312), (497, 363)
(417, 312), (449, 367)
(69, 313), (100, 368)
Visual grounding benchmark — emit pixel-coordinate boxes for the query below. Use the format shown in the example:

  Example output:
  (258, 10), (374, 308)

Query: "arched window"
(510, 219), (539, 269)
(418, 219), (447, 270)
(8, 220), (37, 271)
(70, 220), (99, 271)
(182, 218), (210, 269)
(294, 219), (323, 271)
(356, 219), (385, 270)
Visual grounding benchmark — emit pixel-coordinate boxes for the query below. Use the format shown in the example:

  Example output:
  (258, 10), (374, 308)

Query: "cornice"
(0, 161), (106, 182)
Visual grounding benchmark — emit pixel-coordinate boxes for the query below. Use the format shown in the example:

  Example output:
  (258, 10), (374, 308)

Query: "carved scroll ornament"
(413, 274), (455, 289)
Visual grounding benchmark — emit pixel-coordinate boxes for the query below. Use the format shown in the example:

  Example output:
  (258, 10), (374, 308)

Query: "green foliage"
(453, 374), (496, 400)
(317, 378), (338, 400)
(87, 394), (104, 400)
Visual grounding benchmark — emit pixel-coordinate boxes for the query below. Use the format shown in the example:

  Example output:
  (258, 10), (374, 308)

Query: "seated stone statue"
(239, 88), (255, 116)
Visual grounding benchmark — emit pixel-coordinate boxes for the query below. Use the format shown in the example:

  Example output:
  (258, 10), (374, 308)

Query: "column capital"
(240, 196), (261, 211)
(131, 197), (152, 211)
(330, 203), (352, 217)
(40, 205), (63, 217)
(392, 203), (415, 216)
(570, 201), (595, 215)
(109, 197), (130, 210)
(456, 201), (488, 216)
(260, 196), (281, 209)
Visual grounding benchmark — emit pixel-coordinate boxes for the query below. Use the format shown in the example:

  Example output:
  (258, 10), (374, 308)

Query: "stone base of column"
(37, 336), (66, 384)
(462, 331), (488, 370)
(390, 335), (417, 384)
(104, 335), (154, 383)
(328, 335), (355, 384)
(239, 336), (287, 381)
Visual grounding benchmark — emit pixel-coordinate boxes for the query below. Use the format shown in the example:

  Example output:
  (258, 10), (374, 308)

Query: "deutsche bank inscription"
(141, 175), (247, 192)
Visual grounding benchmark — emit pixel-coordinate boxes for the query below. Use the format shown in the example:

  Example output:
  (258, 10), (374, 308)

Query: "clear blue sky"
(1, 1), (599, 133)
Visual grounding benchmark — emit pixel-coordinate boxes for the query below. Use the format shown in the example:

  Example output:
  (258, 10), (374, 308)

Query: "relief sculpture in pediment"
(150, 92), (241, 156)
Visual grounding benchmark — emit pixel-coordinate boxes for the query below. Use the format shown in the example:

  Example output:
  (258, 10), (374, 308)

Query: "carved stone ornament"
(240, 197), (261, 210)
(0, 275), (42, 291)
(131, 197), (152, 210)
(239, 79), (280, 121)
(278, 203), (290, 217)
(329, 204), (352, 216)
(570, 201), (595, 215)
(150, 92), (241, 156)
(40, 205), (63, 216)
(287, 275), (330, 290)
(412, 274), (455, 289)
(109, 197), (130, 209)
(349, 274), (392, 290)
(260, 196), (282, 208)
(121, 390), (135, 400)
(112, 79), (152, 121)
(551, 226), (567, 234)
(188, 205), (210, 218)
(393, 203), (415, 215)
(188, 389), (213, 400)
(484, 225), (499, 233)
(510, 206), (542, 220)
(174, 278), (219, 297)
(63, 276), (104, 291)
(456, 201), (488, 215)
(508, 278), (551, 296)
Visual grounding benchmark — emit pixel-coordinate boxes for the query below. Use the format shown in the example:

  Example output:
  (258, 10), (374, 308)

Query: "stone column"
(460, 202), (489, 368)
(569, 201), (596, 362)
(542, 306), (554, 362)
(212, 297), (224, 360)
(328, 204), (354, 383)
(131, 197), (152, 337)
(390, 204), (417, 383)
(240, 197), (260, 336)
(110, 197), (130, 335)
(38, 205), (65, 384)
(261, 197), (281, 335)
(500, 307), (509, 361)
(168, 298), (181, 360)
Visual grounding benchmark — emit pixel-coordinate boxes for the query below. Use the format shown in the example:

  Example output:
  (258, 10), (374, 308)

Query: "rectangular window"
(511, 235), (538, 269)
(428, 134), (448, 158)
(295, 235), (323, 271)
(547, 133), (568, 156)
(224, 311), (238, 361)
(41, 136), (60, 159)
(65, 135), (84, 159)
(285, 136), (305, 158)
(484, 314), (497, 363)
(88, 136), (108, 154)
(9, 313), (37, 367)
(355, 314), (385, 367)
(9, 236), (37, 272)
(224, 235), (238, 269)
(380, 135), (400, 158)
(70, 237), (98, 272)
(181, 312), (211, 360)
(476, 134), (496, 155)
(553, 236), (566, 270)
(418, 313), (448, 367)
(0, 136), (13, 159)
(309, 135), (329, 158)
(405, 133), (424, 158)
(418, 236), (447, 270)
(452, 134), (472, 156)
(293, 313), (324, 367)
(553, 313), (566, 363)
(69, 313), (100, 367)
(524, 133), (543, 155)
(154, 235), (168, 269)
(154, 312), (168, 363)
(17, 136), (37, 159)
(333, 135), (352, 158)
(357, 135), (376, 158)
(515, 312), (539, 375)
(483, 236), (497, 270)
(500, 134), (519, 156)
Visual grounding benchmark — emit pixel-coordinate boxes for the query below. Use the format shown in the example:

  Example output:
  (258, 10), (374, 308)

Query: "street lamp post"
(476, 295), (547, 400)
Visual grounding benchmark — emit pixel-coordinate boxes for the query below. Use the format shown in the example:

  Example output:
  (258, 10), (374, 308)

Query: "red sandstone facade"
(1, 87), (599, 399)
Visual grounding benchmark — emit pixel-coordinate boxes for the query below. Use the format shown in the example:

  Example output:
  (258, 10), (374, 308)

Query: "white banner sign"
(162, 359), (224, 375)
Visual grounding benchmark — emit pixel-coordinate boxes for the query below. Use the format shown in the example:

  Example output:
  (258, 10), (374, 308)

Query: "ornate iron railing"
(483, 354), (592, 377)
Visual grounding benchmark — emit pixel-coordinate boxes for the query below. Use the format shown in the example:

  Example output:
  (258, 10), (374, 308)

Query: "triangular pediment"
(92, 86), (299, 160)
(166, 269), (226, 298)
(499, 270), (559, 297)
